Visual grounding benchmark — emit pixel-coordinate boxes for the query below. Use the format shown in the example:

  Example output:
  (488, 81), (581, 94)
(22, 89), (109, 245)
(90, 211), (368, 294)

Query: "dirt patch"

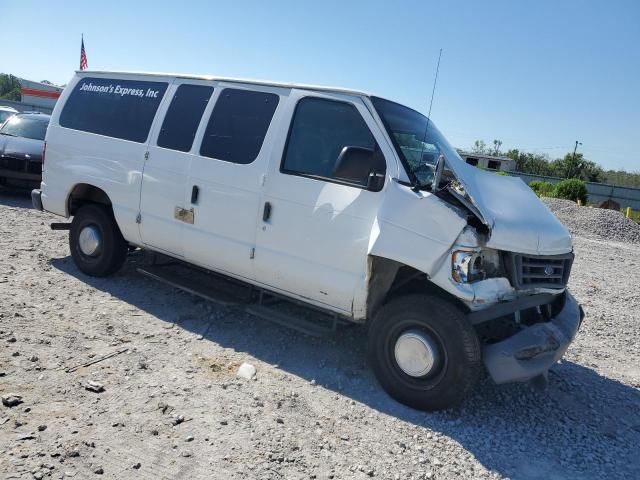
(1, 191), (639, 480)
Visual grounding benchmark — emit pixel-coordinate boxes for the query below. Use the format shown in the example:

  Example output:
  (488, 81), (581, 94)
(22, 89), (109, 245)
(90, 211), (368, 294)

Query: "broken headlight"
(451, 249), (501, 283)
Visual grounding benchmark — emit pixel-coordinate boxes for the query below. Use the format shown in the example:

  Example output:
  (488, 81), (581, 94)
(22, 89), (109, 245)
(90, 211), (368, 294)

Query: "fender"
(352, 180), (468, 319)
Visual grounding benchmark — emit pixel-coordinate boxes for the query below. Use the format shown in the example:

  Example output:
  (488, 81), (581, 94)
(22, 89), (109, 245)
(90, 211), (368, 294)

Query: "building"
(19, 78), (63, 112)
(458, 151), (515, 172)
(0, 77), (63, 114)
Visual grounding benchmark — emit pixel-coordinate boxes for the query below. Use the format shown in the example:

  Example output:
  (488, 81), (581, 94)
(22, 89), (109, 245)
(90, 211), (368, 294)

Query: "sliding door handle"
(191, 185), (199, 204)
(262, 201), (272, 222)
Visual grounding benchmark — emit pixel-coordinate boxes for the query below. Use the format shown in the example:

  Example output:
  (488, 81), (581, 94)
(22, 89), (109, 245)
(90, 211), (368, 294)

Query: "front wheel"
(368, 294), (482, 411)
(69, 204), (128, 277)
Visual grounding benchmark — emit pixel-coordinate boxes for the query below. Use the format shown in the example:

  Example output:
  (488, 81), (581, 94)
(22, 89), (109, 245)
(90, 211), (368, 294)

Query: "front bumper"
(0, 157), (42, 187)
(31, 188), (43, 211)
(0, 168), (41, 182)
(482, 291), (583, 384)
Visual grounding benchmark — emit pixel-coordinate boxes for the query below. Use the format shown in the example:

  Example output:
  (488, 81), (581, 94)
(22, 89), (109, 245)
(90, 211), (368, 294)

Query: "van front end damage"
(476, 291), (583, 383)
(429, 223), (583, 385)
(366, 178), (583, 387)
(364, 95), (585, 408)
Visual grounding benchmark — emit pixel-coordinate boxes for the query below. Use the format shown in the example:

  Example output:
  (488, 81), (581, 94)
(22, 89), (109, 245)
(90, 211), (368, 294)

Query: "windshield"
(0, 110), (16, 124)
(371, 97), (461, 188)
(0, 115), (48, 141)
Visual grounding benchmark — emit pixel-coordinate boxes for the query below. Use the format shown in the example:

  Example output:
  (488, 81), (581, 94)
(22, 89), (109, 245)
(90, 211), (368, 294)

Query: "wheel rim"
(394, 329), (439, 378)
(78, 225), (102, 257)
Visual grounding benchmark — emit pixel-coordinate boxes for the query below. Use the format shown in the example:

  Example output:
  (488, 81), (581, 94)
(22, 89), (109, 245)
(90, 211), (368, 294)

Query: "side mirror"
(366, 171), (385, 191)
(334, 145), (386, 191)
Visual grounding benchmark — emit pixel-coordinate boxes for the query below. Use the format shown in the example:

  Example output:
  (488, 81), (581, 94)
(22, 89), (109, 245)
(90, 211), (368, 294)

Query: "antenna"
(426, 48), (443, 129)
(414, 48), (443, 190)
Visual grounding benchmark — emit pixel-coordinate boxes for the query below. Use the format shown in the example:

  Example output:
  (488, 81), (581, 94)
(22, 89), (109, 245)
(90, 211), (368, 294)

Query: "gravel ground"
(1, 190), (639, 480)
(542, 197), (640, 244)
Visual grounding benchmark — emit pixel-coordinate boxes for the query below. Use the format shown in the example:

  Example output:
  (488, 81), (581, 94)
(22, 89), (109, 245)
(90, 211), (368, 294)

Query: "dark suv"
(0, 113), (50, 190)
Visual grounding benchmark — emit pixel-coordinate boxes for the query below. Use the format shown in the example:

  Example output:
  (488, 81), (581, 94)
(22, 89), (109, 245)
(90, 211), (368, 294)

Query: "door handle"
(262, 201), (272, 222)
(191, 185), (199, 204)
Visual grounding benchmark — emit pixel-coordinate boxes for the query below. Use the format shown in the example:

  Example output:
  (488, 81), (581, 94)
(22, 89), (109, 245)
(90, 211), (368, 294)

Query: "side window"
(281, 97), (382, 187)
(157, 84), (214, 152)
(59, 77), (168, 143)
(200, 88), (279, 164)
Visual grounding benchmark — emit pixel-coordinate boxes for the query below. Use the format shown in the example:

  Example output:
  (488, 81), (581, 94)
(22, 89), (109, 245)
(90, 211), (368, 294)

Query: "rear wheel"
(368, 294), (482, 411)
(69, 204), (128, 277)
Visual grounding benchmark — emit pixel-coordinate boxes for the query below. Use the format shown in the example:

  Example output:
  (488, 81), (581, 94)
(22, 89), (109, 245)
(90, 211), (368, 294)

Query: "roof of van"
(76, 70), (374, 98)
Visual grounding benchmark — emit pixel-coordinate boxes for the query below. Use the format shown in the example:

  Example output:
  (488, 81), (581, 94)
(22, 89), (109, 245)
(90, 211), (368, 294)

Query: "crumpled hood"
(0, 135), (44, 162)
(447, 160), (572, 256)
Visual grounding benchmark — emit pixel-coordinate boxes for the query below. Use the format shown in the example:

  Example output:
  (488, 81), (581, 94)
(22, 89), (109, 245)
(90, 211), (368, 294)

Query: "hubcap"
(78, 225), (102, 257)
(394, 330), (438, 377)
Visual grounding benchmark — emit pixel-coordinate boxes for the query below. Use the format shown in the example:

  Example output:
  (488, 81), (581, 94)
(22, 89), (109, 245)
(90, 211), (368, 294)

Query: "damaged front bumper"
(482, 291), (583, 384)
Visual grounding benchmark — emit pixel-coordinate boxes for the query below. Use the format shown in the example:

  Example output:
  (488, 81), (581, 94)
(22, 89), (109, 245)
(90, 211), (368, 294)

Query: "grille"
(27, 162), (42, 174)
(0, 156), (41, 174)
(0, 156), (26, 172)
(509, 252), (573, 289)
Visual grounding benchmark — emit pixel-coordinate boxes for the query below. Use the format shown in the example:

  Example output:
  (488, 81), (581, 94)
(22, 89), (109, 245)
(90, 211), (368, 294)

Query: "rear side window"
(59, 77), (168, 143)
(157, 84), (213, 152)
(200, 88), (279, 164)
(282, 97), (378, 181)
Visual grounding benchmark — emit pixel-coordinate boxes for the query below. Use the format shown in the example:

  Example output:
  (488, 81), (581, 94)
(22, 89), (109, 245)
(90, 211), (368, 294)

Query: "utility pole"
(571, 140), (582, 178)
(573, 140), (582, 159)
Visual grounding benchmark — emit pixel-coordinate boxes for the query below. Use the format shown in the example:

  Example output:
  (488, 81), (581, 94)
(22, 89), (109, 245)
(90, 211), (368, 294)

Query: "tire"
(69, 204), (128, 277)
(368, 294), (482, 411)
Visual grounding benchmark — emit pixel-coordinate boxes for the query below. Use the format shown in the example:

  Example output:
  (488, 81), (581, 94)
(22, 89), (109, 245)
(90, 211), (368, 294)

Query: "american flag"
(80, 36), (88, 70)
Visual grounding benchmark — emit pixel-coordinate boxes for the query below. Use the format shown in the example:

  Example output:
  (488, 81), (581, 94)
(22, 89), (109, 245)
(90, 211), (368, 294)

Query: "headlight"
(451, 249), (501, 283)
(452, 250), (484, 283)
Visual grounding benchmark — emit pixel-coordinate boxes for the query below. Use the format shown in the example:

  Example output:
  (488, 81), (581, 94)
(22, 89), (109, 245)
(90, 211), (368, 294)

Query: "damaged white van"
(32, 71), (583, 410)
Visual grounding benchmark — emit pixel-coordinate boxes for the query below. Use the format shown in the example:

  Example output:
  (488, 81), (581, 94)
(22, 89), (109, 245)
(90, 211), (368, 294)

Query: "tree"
(550, 153), (604, 182)
(471, 139), (503, 156)
(470, 139), (639, 187)
(491, 139), (502, 156)
(471, 140), (488, 154)
(505, 149), (554, 176)
(602, 169), (640, 187)
(0, 73), (21, 101)
(579, 160), (604, 182)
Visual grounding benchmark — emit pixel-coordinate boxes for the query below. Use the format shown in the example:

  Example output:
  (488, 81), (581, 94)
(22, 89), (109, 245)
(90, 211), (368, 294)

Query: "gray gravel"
(543, 197), (640, 244)
(1, 191), (639, 480)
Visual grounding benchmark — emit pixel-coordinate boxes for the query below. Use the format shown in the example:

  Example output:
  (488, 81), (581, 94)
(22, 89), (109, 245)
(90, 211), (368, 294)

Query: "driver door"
(253, 91), (393, 314)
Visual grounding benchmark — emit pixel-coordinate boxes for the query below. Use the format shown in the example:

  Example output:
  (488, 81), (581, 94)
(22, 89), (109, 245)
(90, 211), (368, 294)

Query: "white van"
(32, 71), (583, 410)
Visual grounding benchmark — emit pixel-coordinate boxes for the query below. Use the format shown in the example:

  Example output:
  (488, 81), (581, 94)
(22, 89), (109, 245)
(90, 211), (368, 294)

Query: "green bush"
(528, 180), (555, 197)
(553, 179), (588, 204)
(477, 166), (508, 176)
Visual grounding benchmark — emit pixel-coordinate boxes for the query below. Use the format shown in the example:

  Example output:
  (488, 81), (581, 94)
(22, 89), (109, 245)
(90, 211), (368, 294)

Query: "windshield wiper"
(0, 132), (17, 136)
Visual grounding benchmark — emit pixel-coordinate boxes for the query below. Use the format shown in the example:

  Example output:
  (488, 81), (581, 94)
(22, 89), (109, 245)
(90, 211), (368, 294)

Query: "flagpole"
(80, 34), (88, 70)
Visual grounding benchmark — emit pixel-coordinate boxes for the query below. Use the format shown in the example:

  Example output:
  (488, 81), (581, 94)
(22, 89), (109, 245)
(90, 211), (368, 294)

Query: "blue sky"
(3, 0), (639, 171)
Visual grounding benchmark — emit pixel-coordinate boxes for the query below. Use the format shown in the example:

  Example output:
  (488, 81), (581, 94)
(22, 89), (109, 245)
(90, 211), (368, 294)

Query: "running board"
(245, 304), (338, 337)
(136, 262), (343, 337)
(136, 265), (249, 306)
